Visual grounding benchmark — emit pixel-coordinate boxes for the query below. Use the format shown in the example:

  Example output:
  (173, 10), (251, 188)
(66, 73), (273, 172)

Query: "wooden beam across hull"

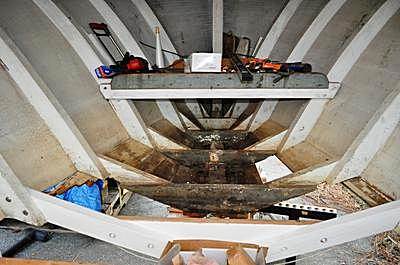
(122, 183), (315, 214)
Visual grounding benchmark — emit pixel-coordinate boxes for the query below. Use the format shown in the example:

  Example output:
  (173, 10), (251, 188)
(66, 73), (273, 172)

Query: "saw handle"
(89, 22), (111, 36)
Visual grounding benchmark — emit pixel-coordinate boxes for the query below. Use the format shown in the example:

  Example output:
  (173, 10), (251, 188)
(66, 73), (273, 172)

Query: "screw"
(147, 243), (154, 249)
(108, 232), (116, 238)
(22, 210), (29, 216)
(320, 237), (328, 243)
(5, 196), (12, 202)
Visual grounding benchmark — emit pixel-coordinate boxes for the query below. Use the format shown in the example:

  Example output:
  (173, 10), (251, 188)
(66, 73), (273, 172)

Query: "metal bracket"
(260, 202), (338, 221)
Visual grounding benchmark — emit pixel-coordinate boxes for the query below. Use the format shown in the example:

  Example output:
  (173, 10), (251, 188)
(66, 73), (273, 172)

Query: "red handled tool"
(89, 22), (148, 73)
(89, 22), (124, 64)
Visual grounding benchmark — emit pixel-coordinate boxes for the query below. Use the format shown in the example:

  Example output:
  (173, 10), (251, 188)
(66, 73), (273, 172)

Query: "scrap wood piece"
(48, 172), (98, 196)
(0, 258), (98, 265)
(105, 186), (132, 216)
(0, 209), (5, 221)
(227, 247), (255, 265)
(160, 240), (267, 265)
(158, 244), (181, 265)
(161, 240), (264, 257)
(343, 177), (393, 207)
(226, 245), (268, 265)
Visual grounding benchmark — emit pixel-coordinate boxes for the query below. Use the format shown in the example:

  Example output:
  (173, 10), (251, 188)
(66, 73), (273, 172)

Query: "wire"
(139, 41), (184, 57)
(118, 246), (158, 263)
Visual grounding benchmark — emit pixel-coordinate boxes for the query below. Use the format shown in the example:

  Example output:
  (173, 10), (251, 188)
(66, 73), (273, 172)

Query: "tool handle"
(89, 22), (111, 36)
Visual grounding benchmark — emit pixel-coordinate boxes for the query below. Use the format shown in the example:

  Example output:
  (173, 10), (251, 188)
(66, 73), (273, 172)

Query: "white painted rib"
(89, 0), (182, 132)
(249, 100), (278, 131)
(107, 95), (153, 147)
(31, 188), (305, 261)
(232, 101), (249, 118)
(266, 199), (400, 262)
(0, 154), (46, 225)
(33, 0), (153, 147)
(157, 100), (185, 131)
(147, 129), (188, 150)
(0, 29), (106, 178)
(212, 0), (223, 53)
(30, 188), (169, 258)
(180, 115), (200, 130)
(328, 0), (400, 82)
(131, 0), (178, 63)
(328, 87), (400, 183)
(32, 0), (102, 81)
(256, 0), (303, 58)
(287, 0), (347, 62)
(279, 97), (327, 151)
(233, 115), (253, 131)
(88, 0), (147, 59)
(280, 0), (400, 151)
(246, 130), (287, 151)
(268, 161), (338, 187)
(251, 0), (302, 132)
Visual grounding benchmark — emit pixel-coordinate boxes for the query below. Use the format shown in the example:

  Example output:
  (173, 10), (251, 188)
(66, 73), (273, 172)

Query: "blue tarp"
(47, 180), (103, 212)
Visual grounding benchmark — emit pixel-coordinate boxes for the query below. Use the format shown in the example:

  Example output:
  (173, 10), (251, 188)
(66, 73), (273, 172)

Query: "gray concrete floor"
(0, 194), (375, 264)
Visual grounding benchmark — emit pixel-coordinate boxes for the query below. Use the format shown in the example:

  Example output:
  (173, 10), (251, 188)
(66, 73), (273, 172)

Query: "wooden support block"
(159, 240), (268, 265)
(227, 247), (256, 265)
(105, 186), (132, 216)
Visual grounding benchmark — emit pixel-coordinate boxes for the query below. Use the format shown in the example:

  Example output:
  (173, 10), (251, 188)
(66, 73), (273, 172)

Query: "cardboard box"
(189, 53), (222, 72)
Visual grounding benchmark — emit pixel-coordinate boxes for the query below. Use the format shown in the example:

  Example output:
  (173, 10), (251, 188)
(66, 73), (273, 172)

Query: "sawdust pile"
(358, 230), (400, 264)
(303, 183), (363, 213)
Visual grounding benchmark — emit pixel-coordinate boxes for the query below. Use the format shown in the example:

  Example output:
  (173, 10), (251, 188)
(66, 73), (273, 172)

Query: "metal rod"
(251, 36), (263, 57)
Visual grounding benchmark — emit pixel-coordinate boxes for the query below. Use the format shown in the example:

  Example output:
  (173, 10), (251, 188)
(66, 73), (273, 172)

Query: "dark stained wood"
(174, 100), (205, 130)
(343, 177), (393, 206)
(122, 184), (315, 214)
(187, 130), (259, 149)
(106, 140), (196, 183)
(106, 138), (152, 168)
(139, 150), (197, 183)
(162, 150), (270, 184)
(252, 120), (286, 141)
(150, 119), (196, 148)
(162, 150), (273, 167)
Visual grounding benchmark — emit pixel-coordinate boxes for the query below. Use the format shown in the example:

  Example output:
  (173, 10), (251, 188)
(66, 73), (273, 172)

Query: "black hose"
(1, 228), (50, 257)
(139, 41), (184, 58)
